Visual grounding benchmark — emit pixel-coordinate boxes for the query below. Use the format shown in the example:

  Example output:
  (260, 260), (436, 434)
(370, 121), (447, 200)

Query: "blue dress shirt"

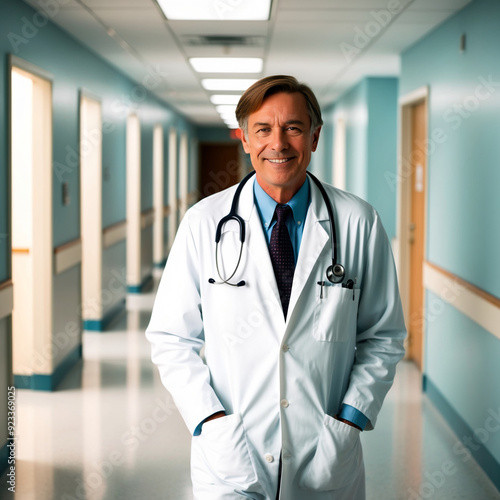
(253, 176), (310, 263)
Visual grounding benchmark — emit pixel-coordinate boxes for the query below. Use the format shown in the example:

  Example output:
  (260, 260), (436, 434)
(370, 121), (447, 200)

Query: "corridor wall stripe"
(54, 238), (82, 276)
(424, 262), (500, 341)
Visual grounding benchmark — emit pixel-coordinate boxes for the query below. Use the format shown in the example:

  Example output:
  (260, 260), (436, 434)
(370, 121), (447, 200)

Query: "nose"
(270, 128), (289, 152)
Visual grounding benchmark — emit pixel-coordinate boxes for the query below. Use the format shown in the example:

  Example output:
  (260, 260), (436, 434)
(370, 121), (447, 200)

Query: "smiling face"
(240, 91), (321, 203)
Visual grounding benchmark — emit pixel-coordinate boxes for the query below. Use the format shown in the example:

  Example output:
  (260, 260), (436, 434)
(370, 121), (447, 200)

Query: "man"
(146, 75), (406, 500)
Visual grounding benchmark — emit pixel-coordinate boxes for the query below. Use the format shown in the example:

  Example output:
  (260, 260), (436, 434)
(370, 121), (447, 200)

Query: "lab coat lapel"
(238, 176), (283, 314)
(287, 178), (330, 319)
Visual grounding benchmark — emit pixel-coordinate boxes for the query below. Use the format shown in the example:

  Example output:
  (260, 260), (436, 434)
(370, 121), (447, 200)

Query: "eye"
(286, 126), (302, 135)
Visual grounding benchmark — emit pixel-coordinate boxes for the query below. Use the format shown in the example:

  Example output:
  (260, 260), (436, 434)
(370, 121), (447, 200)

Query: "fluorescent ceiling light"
(210, 95), (242, 105)
(190, 58), (263, 74)
(216, 105), (237, 115)
(223, 118), (240, 128)
(202, 79), (257, 91)
(157, 0), (271, 21)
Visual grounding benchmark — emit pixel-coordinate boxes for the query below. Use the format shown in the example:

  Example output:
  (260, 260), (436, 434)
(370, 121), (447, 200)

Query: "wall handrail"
(423, 261), (500, 341)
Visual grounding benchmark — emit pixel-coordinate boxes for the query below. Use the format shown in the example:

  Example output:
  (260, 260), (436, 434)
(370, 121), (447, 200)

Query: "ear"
(311, 126), (321, 152)
(240, 129), (251, 154)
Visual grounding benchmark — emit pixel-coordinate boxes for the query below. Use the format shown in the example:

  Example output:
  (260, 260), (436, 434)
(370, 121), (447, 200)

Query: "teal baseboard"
(13, 343), (82, 391)
(83, 299), (126, 332)
(1, 441), (8, 476)
(154, 259), (167, 268)
(127, 273), (153, 294)
(424, 375), (500, 493)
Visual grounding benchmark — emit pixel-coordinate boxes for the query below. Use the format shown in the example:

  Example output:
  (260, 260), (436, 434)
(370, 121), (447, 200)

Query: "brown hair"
(236, 75), (323, 136)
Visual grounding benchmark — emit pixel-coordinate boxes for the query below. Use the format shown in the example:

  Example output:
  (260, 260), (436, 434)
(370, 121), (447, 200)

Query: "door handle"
(409, 223), (416, 244)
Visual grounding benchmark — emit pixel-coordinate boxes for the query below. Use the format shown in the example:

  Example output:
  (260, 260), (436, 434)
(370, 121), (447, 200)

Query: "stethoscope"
(208, 170), (346, 287)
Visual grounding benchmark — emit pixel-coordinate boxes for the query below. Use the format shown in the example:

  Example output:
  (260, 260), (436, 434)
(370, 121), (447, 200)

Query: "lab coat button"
(280, 399), (289, 408)
(264, 453), (274, 463)
(282, 344), (289, 352)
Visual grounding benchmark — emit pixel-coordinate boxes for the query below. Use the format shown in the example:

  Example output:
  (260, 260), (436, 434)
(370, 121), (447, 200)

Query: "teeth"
(268, 158), (289, 164)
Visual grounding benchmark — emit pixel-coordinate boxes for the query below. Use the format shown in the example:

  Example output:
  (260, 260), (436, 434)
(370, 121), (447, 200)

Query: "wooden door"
(409, 102), (427, 370)
(198, 143), (241, 199)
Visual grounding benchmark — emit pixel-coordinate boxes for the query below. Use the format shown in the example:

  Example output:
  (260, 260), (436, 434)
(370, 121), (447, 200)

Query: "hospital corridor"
(0, 0), (499, 499)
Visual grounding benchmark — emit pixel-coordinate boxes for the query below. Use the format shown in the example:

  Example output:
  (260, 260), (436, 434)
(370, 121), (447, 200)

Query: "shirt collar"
(253, 176), (310, 228)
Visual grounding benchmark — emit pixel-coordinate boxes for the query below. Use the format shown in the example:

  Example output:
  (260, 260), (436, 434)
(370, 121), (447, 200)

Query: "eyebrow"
(252, 120), (307, 129)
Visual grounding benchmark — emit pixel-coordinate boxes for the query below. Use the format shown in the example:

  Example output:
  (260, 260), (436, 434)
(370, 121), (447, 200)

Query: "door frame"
(9, 55), (53, 379)
(126, 113), (141, 290)
(396, 86), (429, 363)
(79, 90), (103, 326)
(333, 115), (346, 190)
(153, 123), (164, 266)
(179, 131), (189, 220)
(167, 127), (178, 252)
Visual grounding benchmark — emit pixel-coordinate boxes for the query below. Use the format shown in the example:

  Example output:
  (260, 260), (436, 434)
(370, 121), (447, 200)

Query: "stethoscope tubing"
(211, 170), (344, 286)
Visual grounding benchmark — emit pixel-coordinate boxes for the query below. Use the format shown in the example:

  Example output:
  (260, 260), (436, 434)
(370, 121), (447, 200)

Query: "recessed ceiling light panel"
(216, 105), (237, 115)
(190, 58), (263, 73)
(157, 0), (272, 21)
(210, 95), (242, 105)
(202, 79), (257, 91)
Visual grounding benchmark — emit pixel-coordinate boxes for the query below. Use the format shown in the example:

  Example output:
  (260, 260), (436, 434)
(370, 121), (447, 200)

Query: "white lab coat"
(146, 176), (406, 500)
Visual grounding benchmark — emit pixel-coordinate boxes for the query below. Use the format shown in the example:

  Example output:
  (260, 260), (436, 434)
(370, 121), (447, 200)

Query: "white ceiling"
(22, 0), (472, 126)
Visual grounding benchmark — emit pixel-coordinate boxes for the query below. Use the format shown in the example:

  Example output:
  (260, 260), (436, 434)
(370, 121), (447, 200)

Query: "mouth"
(266, 157), (294, 164)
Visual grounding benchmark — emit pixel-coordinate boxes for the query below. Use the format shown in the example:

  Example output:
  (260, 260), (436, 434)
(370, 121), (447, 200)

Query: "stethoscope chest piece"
(326, 263), (345, 284)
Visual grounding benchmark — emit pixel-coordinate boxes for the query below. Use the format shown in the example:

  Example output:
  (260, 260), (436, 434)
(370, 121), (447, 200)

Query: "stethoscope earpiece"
(326, 263), (345, 284)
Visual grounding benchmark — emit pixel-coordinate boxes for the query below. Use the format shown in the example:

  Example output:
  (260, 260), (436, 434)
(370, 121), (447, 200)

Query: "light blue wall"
(400, 0), (500, 484)
(0, 3), (11, 284)
(322, 77), (398, 239)
(425, 292), (500, 466)
(327, 80), (369, 201)
(102, 242), (127, 319)
(366, 78), (398, 240)
(52, 266), (82, 369)
(400, 0), (500, 298)
(0, 317), (12, 475)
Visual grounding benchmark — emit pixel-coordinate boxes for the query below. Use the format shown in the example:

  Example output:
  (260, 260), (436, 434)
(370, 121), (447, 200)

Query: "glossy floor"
(1, 287), (499, 500)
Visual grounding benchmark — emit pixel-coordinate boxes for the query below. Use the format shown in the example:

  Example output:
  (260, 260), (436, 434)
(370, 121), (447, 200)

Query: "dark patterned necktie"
(269, 204), (295, 319)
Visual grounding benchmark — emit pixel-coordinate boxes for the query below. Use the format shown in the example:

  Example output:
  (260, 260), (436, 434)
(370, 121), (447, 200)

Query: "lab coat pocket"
(299, 414), (362, 491)
(198, 413), (257, 487)
(312, 285), (359, 342)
